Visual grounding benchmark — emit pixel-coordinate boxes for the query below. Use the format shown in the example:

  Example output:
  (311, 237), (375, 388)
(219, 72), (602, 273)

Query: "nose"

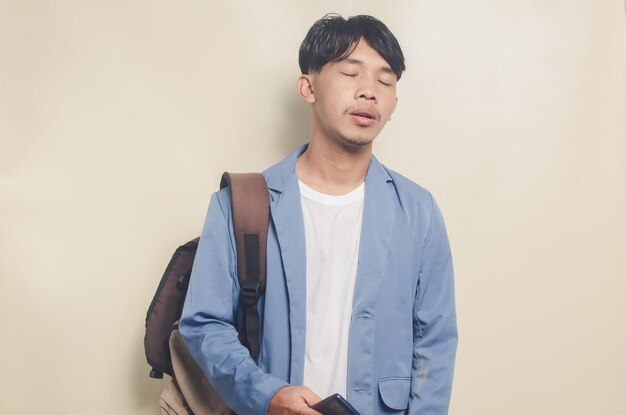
(355, 76), (377, 102)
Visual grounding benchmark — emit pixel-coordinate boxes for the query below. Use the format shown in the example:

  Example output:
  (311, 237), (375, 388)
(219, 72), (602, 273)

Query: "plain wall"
(1, 1), (625, 414)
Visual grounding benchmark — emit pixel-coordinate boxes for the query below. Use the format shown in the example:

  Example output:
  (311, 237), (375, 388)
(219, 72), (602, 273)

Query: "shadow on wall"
(132, 329), (167, 412)
(277, 80), (311, 154)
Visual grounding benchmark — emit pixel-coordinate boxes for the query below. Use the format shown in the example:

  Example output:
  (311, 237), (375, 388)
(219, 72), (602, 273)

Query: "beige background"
(1, 1), (625, 414)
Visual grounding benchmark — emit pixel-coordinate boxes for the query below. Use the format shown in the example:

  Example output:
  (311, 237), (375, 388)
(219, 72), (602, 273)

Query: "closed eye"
(378, 80), (392, 86)
(341, 72), (357, 77)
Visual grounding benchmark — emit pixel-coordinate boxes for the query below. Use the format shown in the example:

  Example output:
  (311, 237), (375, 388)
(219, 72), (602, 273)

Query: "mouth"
(349, 108), (378, 126)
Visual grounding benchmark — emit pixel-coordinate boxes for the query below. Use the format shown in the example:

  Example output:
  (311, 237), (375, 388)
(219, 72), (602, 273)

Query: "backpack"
(144, 172), (270, 414)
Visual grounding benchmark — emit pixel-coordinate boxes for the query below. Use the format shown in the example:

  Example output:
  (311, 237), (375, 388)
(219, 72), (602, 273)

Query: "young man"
(180, 14), (457, 415)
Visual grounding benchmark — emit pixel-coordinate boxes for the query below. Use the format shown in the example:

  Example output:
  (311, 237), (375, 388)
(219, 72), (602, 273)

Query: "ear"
(297, 74), (316, 103)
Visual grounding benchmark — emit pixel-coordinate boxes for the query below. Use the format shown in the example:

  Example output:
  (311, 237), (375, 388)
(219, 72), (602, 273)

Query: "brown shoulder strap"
(220, 172), (269, 359)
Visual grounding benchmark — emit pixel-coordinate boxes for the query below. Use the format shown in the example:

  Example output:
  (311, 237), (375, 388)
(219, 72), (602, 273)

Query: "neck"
(296, 139), (371, 195)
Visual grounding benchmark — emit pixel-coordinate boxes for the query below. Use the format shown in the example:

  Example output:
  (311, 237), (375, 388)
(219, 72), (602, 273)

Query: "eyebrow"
(344, 58), (394, 74)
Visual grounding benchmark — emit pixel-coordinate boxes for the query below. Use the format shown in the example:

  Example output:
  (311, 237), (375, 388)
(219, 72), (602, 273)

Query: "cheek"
(382, 97), (398, 118)
(314, 100), (342, 128)
(318, 97), (344, 119)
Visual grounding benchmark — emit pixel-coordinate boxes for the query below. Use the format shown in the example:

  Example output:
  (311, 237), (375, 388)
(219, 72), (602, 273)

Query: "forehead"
(336, 40), (393, 72)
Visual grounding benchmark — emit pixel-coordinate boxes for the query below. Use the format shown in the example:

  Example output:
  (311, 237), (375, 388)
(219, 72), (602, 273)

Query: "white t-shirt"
(299, 180), (365, 399)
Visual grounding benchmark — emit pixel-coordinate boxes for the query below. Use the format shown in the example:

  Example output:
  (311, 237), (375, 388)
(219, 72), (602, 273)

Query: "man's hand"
(268, 386), (322, 415)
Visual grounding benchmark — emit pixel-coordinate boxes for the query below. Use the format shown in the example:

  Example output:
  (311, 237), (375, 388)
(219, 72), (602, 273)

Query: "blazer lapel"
(353, 156), (396, 312)
(347, 156), (396, 405)
(265, 146), (308, 385)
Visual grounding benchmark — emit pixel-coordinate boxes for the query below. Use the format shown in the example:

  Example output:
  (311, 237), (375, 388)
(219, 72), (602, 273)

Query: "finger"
(300, 388), (322, 406)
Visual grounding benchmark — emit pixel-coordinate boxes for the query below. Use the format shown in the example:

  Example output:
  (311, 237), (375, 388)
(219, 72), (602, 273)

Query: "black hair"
(299, 14), (406, 80)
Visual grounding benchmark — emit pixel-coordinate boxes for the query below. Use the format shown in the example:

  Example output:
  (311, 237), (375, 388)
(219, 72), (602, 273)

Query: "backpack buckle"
(241, 280), (260, 307)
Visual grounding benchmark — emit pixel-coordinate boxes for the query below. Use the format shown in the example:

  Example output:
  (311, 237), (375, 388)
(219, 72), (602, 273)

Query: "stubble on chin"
(337, 131), (376, 151)
(344, 136), (373, 147)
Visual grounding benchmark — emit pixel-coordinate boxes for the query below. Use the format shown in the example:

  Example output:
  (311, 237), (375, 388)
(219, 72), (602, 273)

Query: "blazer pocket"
(378, 377), (411, 411)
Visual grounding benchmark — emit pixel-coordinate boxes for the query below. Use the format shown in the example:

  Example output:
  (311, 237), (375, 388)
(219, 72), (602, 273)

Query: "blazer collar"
(263, 144), (394, 197)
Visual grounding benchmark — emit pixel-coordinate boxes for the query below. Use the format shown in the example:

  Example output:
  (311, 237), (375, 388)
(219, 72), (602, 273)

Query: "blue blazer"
(180, 145), (457, 415)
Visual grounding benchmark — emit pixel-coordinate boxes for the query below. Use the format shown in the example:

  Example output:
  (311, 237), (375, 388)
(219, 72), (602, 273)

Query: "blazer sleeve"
(179, 191), (288, 415)
(408, 194), (458, 414)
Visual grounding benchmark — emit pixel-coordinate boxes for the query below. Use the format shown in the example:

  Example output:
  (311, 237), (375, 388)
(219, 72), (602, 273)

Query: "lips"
(349, 108), (378, 126)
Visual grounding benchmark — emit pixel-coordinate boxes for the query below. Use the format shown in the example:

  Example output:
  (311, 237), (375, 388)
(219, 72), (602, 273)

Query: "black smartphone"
(311, 393), (360, 415)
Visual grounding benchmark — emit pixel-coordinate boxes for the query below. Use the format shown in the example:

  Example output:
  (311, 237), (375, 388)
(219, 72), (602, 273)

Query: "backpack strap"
(220, 172), (269, 360)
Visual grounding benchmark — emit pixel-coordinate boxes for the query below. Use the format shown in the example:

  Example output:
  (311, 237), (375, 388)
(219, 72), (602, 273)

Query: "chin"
(343, 136), (375, 148)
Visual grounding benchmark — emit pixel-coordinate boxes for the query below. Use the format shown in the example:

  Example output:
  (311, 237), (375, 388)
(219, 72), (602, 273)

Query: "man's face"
(302, 39), (398, 149)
